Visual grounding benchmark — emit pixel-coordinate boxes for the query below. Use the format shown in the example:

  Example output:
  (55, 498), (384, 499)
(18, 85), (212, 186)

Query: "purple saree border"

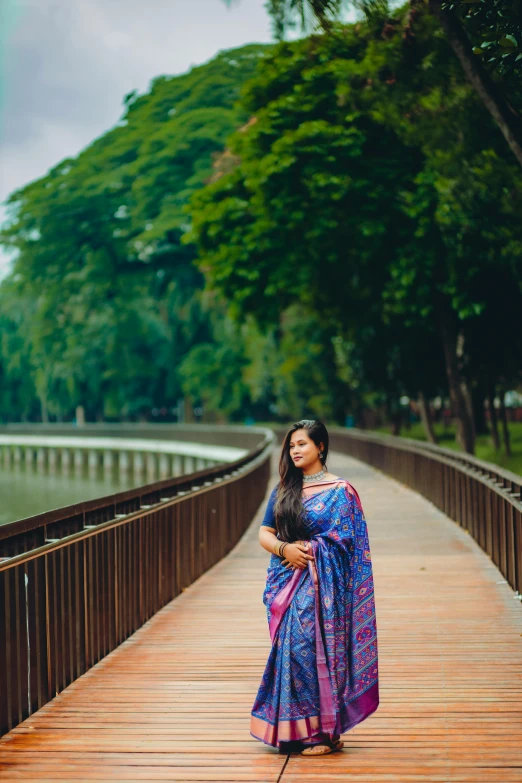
(337, 680), (379, 734)
(309, 539), (336, 733)
(250, 681), (379, 747)
(268, 564), (306, 643)
(265, 539), (339, 737)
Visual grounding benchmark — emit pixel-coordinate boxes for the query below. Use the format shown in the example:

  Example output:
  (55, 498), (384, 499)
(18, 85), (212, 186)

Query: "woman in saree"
(250, 419), (379, 756)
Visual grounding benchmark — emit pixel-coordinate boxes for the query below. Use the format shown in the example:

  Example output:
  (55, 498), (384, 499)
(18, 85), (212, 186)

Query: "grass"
(374, 421), (522, 477)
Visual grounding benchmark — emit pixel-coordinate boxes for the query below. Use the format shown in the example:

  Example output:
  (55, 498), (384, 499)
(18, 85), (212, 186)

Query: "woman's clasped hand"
(281, 540), (315, 570)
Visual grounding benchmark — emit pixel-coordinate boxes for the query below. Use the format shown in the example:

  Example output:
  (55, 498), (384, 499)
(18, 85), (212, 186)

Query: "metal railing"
(0, 426), (275, 737)
(326, 428), (521, 597)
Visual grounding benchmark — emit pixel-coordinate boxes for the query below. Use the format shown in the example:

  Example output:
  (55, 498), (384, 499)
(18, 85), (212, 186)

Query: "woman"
(250, 419), (379, 756)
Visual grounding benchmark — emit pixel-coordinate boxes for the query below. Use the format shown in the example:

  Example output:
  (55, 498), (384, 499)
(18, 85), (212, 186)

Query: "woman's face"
(288, 428), (323, 471)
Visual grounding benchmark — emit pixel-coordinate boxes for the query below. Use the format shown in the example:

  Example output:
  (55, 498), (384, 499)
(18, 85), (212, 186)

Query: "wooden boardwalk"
(1, 450), (521, 782)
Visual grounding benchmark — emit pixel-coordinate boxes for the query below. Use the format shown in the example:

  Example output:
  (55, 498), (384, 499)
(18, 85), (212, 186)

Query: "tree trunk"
(184, 395), (195, 423)
(387, 396), (401, 436)
(436, 302), (475, 453)
(487, 387), (500, 451)
(461, 379), (476, 444)
(40, 396), (49, 424)
(417, 391), (438, 444)
(471, 383), (488, 436)
(354, 400), (367, 429)
(498, 389), (512, 458)
(428, 1), (522, 169)
(215, 409), (227, 424)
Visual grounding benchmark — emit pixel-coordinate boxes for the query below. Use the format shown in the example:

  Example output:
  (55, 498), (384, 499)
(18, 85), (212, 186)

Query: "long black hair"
(273, 418), (330, 542)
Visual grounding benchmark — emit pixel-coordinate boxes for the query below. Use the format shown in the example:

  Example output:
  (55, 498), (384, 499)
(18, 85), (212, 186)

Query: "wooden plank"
(0, 450), (521, 782)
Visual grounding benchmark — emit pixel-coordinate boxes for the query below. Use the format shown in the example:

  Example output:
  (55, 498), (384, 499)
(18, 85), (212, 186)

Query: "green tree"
(230, 1), (522, 168)
(0, 45), (270, 422)
(191, 12), (522, 451)
(0, 280), (39, 422)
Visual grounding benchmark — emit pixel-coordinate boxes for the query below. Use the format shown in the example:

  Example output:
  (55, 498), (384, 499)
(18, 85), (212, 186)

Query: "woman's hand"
(281, 540), (314, 570)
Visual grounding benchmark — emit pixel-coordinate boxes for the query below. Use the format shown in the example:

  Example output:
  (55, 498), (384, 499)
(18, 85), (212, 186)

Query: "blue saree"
(250, 478), (379, 748)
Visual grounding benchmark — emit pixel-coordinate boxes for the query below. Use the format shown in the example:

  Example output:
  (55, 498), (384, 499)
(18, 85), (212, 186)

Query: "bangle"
(280, 542), (289, 559)
(273, 540), (281, 556)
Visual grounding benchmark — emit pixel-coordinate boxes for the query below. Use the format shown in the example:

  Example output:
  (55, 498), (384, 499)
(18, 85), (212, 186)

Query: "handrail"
(0, 434), (273, 569)
(332, 427), (522, 496)
(0, 427), (275, 737)
(324, 427), (521, 598)
(0, 426), (270, 547)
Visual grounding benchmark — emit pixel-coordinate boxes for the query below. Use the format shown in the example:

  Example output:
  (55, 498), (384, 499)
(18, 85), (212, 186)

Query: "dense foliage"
(0, 45), (272, 422)
(451, 0), (522, 79)
(263, 1), (522, 82)
(190, 10), (522, 451)
(260, 1), (522, 171)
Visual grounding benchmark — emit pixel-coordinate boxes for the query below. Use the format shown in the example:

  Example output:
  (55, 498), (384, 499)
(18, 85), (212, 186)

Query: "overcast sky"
(0, 0), (275, 275)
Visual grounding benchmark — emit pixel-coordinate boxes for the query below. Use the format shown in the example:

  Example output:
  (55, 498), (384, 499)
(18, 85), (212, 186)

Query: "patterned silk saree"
(250, 479), (379, 748)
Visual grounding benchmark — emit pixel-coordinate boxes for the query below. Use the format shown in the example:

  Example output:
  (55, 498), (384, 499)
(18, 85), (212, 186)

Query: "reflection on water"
(0, 464), (137, 526)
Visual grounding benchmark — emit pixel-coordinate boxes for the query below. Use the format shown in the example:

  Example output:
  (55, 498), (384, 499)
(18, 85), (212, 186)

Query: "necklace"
(302, 468), (327, 482)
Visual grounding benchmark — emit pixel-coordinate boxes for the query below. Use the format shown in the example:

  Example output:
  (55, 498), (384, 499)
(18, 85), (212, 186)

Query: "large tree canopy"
(0, 44), (270, 422)
(191, 10), (522, 451)
(247, 0), (522, 167)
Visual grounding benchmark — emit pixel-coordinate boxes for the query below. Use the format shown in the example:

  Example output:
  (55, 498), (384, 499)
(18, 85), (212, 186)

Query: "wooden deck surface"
(1, 450), (521, 782)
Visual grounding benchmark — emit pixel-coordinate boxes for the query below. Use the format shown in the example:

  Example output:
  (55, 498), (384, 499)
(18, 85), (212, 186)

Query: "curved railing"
(271, 425), (521, 597)
(0, 425), (275, 737)
(327, 428), (522, 597)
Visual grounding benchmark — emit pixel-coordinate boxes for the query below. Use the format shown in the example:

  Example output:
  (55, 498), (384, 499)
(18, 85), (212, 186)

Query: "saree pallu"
(250, 481), (379, 748)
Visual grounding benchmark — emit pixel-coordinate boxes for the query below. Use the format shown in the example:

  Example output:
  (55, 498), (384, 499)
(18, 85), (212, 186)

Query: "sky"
(0, 0), (276, 277)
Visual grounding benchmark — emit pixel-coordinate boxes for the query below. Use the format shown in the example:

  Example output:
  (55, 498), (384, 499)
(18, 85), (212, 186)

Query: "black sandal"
(300, 736), (344, 756)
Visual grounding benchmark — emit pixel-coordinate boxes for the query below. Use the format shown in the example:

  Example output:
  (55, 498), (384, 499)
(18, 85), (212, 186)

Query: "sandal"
(300, 737), (344, 756)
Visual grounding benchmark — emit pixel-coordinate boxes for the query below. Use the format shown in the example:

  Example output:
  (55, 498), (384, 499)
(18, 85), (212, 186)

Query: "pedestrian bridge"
(1, 426), (521, 782)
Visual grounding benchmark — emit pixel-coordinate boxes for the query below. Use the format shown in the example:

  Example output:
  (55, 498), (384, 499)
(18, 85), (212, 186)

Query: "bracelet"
(279, 542), (289, 559)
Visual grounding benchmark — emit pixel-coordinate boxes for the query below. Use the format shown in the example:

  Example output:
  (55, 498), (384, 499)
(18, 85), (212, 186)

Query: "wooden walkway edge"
(0, 449), (521, 782)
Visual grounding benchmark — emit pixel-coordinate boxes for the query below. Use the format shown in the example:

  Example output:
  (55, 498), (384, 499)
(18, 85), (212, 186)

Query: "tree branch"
(429, 0), (522, 169)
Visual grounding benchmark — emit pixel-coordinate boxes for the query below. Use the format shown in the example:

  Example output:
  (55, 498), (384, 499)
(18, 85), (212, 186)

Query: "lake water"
(0, 465), (136, 526)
